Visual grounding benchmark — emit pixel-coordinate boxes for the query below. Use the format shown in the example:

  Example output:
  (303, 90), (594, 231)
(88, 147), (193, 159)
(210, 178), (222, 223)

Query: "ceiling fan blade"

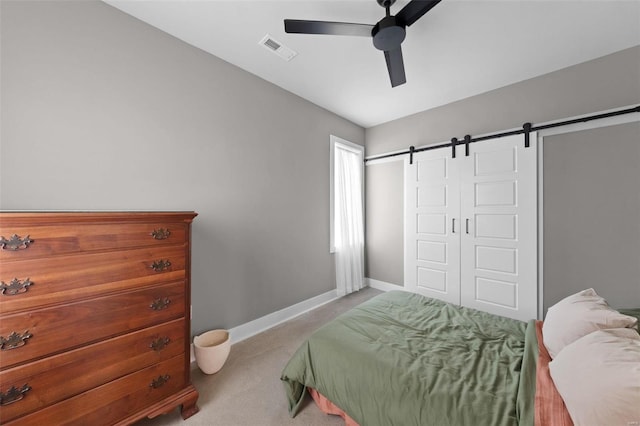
(396, 0), (441, 27)
(384, 47), (406, 87)
(284, 19), (374, 37)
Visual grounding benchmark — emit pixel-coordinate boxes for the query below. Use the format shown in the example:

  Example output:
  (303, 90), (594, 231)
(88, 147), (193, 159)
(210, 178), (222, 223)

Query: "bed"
(281, 290), (640, 426)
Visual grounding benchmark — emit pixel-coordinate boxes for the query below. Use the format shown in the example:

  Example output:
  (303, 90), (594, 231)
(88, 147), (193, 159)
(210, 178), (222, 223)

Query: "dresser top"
(0, 211), (198, 225)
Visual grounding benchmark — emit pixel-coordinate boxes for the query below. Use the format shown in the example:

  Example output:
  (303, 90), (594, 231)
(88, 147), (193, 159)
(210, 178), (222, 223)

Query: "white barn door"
(405, 134), (537, 321)
(459, 134), (537, 321)
(404, 148), (461, 305)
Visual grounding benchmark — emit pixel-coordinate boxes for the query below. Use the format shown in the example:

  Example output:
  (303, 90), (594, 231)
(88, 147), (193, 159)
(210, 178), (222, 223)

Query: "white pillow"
(549, 328), (640, 426)
(542, 288), (638, 358)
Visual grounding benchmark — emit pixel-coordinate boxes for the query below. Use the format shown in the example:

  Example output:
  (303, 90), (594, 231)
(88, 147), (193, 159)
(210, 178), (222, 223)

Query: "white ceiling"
(104, 0), (640, 128)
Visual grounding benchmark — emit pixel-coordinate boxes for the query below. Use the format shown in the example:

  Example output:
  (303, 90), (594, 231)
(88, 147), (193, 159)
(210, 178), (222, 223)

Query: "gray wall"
(365, 160), (404, 285)
(0, 0), (365, 335)
(365, 46), (640, 309)
(366, 46), (640, 156)
(543, 122), (640, 310)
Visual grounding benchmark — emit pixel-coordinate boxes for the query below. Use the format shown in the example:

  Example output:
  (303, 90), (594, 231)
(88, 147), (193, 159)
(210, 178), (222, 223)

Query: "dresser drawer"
(0, 318), (186, 423)
(1, 245), (186, 314)
(0, 221), (187, 261)
(5, 353), (187, 426)
(0, 282), (185, 369)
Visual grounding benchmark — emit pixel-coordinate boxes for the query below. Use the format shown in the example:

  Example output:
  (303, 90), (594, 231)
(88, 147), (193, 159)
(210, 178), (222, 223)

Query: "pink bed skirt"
(308, 388), (360, 426)
(534, 320), (574, 426)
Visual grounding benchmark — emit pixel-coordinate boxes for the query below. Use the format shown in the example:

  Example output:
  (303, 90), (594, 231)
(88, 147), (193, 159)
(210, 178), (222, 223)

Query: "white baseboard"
(225, 280), (403, 351)
(191, 289), (339, 363)
(366, 277), (405, 292)
(190, 282), (406, 364)
(190, 288), (340, 363)
(228, 289), (339, 344)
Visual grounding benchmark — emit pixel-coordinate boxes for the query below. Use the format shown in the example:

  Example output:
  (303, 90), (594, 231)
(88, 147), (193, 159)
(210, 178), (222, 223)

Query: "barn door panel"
(405, 149), (461, 305)
(459, 134), (537, 321)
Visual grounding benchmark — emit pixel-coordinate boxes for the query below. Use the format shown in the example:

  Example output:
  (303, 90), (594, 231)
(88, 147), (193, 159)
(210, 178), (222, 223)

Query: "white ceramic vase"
(193, 329), (231, 374)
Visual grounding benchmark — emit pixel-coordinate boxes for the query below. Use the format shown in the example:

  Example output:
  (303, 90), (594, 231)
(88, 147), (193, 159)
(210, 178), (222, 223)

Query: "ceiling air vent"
(259, 34), (297, 62)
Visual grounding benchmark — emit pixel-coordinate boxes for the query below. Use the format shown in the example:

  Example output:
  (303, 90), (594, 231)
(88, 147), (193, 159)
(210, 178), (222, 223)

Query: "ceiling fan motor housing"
(372, 16), (406, 51)
(376, 0), (397, 7)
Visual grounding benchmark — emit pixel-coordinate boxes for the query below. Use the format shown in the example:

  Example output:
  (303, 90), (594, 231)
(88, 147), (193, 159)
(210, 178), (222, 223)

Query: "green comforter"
(281, 291), (537, 426)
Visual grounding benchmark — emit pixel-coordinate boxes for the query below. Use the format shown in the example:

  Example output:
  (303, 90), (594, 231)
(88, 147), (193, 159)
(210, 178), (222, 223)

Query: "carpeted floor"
(134, 287), (382, 426)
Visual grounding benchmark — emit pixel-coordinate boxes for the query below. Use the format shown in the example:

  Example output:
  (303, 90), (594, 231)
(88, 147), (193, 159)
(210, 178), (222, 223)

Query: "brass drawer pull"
(150, 297), (171, 311)
(1, 331), (33, 350)
(150, 374), (170, 389)
(150, 259), (171, 272)
(150, 228), (171, 240)
(0, 234), (33, 251)
(150, 336), (171, 351)
(1, 278), (33, 296)
(0, 384), (31, 406)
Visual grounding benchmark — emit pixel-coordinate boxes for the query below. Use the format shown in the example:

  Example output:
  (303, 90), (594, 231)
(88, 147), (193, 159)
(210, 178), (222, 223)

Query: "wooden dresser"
(0, 212), (199, 425)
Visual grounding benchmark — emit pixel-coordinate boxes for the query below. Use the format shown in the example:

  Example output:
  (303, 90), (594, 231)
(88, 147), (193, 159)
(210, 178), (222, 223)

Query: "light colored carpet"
(134, 287), (382, 426)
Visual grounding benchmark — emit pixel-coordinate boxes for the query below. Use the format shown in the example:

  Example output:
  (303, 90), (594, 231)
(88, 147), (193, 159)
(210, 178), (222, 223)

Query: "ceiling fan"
(284, 0), (441, 88)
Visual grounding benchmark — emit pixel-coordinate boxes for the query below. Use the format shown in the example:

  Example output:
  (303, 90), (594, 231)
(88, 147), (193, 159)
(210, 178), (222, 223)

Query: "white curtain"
(334, 144), (364, 296)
